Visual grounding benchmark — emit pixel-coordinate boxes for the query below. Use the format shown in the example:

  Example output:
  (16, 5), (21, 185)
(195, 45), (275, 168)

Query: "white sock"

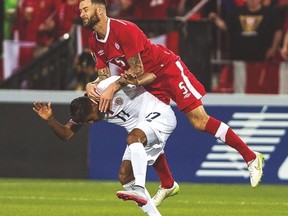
(122, 180), (135, 191)
(129, 142), (147, 188)
(141, 188), (162, 216)
(124, 181), (161, 216)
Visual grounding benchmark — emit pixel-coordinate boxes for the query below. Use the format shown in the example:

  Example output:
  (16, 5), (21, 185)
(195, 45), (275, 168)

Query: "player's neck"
(93, 17), (108, 39)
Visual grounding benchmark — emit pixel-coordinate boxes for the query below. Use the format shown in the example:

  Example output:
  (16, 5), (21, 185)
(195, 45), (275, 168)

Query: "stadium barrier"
(2, 90), (287, 184)
(0, 90), (88, 179)
(89, 94), (288, 184)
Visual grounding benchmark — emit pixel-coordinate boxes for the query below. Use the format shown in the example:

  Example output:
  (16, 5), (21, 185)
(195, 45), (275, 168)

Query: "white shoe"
(152, 181), (180, 207)
(116, 187), (148, 207)
(247, 152), (264, 187)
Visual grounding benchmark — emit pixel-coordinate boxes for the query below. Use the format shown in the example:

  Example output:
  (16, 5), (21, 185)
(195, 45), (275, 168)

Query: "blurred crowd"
(1, 0), (288, 92)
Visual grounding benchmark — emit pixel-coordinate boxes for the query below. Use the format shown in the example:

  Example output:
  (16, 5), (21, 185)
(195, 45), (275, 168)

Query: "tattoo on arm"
(97, 67), (111, 81)
(127, 54), (144, 77)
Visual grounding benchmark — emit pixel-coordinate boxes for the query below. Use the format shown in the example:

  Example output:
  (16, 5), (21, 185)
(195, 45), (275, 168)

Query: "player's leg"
(152, 153), (174, 189)
(152, 153), (179, 206)
(184, 103), (264, 187)
(116, 129), (149, 206)
(118, 160), (161, 216)
(168, 60), (264, 187)
(126, 129), (148, 189)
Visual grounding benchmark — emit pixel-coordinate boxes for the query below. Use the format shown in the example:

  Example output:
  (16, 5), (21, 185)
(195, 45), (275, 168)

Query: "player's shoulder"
(110, 18), (139, 31)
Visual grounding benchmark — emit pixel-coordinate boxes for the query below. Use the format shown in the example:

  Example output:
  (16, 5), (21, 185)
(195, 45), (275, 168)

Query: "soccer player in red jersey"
(79, 0), (264, 205)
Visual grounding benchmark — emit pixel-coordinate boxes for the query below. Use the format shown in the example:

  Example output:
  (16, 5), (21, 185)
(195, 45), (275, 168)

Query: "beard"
(82, 14), (100, 29)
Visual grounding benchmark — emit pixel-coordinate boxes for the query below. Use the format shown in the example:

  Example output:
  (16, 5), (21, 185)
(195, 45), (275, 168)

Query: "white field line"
(176, 199), (288, 206)
(0, 195), (107, 202)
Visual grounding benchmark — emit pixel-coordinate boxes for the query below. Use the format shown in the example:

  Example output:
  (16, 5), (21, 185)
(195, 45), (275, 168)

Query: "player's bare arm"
(124, 53), (144, 78)
(98, 54), (148, 112)
(97, 67), (111, 81)
(98, 72), (156, 113)
(86, 66), (111, 100)
(33, 102), (82, 141)
(122, 73), (156, 86)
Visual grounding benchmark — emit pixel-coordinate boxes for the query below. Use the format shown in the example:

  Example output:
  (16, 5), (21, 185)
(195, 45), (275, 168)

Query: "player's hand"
(99, 84), (115, 113)
(33, 101), (53, 121)
(86, 82), (99, 101)
(123, 71), (138, 79)
(121, 73), (139, 85)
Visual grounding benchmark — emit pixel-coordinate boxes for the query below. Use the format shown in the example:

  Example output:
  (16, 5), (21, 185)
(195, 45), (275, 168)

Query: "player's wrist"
(47, 116), (54, 123)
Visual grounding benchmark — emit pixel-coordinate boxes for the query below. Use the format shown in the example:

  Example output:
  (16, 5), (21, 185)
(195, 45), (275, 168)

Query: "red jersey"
(89, 18), (179, 74)
(89, 18), (206, 110)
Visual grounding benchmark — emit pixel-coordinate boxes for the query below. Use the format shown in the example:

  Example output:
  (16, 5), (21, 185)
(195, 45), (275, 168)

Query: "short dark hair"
(91, 0), (107, 7)
(70, 96), (92, 123)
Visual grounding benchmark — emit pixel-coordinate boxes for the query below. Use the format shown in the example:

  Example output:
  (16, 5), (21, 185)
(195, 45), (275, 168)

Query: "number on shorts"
(179, 81), (188, 95)
(145, 112), (161, 122)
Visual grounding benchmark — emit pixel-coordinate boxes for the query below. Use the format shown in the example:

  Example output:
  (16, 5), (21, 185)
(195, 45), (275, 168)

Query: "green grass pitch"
(0, 178), (287, 216)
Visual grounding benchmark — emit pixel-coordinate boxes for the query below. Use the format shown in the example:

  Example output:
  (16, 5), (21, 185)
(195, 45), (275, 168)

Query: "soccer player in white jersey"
(33, 75), (177, 216)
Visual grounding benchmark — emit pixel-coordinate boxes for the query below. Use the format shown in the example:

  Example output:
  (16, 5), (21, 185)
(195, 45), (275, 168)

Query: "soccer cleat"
(116, 188), (148, 207)
(247, 151), (264, 187)
(152, 181), (180, 207)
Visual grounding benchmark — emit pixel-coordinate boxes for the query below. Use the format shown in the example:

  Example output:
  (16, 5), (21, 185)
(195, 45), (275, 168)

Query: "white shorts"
(122, 98), (176, 165)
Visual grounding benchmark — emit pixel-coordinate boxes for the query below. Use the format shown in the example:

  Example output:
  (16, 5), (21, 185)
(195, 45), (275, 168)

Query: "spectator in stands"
(12, 0), (62, 67)
(3, 0), (18, 40)
(69, 51), (98, 90)
(209, 0), (283, 62)
(56, 0), (80, 39)
(209, 0), (283, 93)
(117, 0), (134, 18)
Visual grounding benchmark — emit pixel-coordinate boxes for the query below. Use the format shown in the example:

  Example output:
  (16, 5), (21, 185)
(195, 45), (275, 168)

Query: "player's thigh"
(164, 60), (206, 111)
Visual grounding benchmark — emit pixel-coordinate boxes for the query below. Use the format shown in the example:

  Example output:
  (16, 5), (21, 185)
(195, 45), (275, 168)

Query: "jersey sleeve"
(95, 55), (107, 70)
(117, 22), (145, 59)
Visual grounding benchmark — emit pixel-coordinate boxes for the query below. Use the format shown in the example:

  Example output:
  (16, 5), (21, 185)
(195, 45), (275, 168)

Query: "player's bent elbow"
(55, 132), (74, 142)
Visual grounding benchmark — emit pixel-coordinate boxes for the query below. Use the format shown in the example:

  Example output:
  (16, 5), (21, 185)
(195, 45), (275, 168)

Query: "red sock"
(153, 153), (174, 188)
(205, 117), (256, 162)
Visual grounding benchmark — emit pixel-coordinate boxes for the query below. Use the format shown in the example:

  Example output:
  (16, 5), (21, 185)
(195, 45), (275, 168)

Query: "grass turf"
(0, 178), (287, 216)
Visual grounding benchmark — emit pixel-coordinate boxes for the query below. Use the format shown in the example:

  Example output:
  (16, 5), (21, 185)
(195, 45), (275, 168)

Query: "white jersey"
(96, 76), (176, 134)
(97, 76), (177, 165)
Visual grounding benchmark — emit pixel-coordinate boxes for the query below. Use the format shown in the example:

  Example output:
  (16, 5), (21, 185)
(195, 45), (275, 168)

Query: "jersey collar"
(95, 18), (111, 43)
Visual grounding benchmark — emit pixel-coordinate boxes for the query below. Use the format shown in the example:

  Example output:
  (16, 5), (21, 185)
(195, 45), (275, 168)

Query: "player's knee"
(126, 129), (146, 145)
(126, 134), (137, 144)
(187, 113), (209, 131)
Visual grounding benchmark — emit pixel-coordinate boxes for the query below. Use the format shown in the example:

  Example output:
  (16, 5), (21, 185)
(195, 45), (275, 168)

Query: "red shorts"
(146, 60), (206, 113)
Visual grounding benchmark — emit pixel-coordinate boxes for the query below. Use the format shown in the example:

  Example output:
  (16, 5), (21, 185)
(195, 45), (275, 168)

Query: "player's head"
(79, 0), (107, 28)
(91, 0), (107, 7)
(70, 96), (104, 125)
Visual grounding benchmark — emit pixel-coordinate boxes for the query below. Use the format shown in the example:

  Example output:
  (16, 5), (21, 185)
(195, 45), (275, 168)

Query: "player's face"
(79, 0), (100, 28)
(84, 102), (104, 125)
